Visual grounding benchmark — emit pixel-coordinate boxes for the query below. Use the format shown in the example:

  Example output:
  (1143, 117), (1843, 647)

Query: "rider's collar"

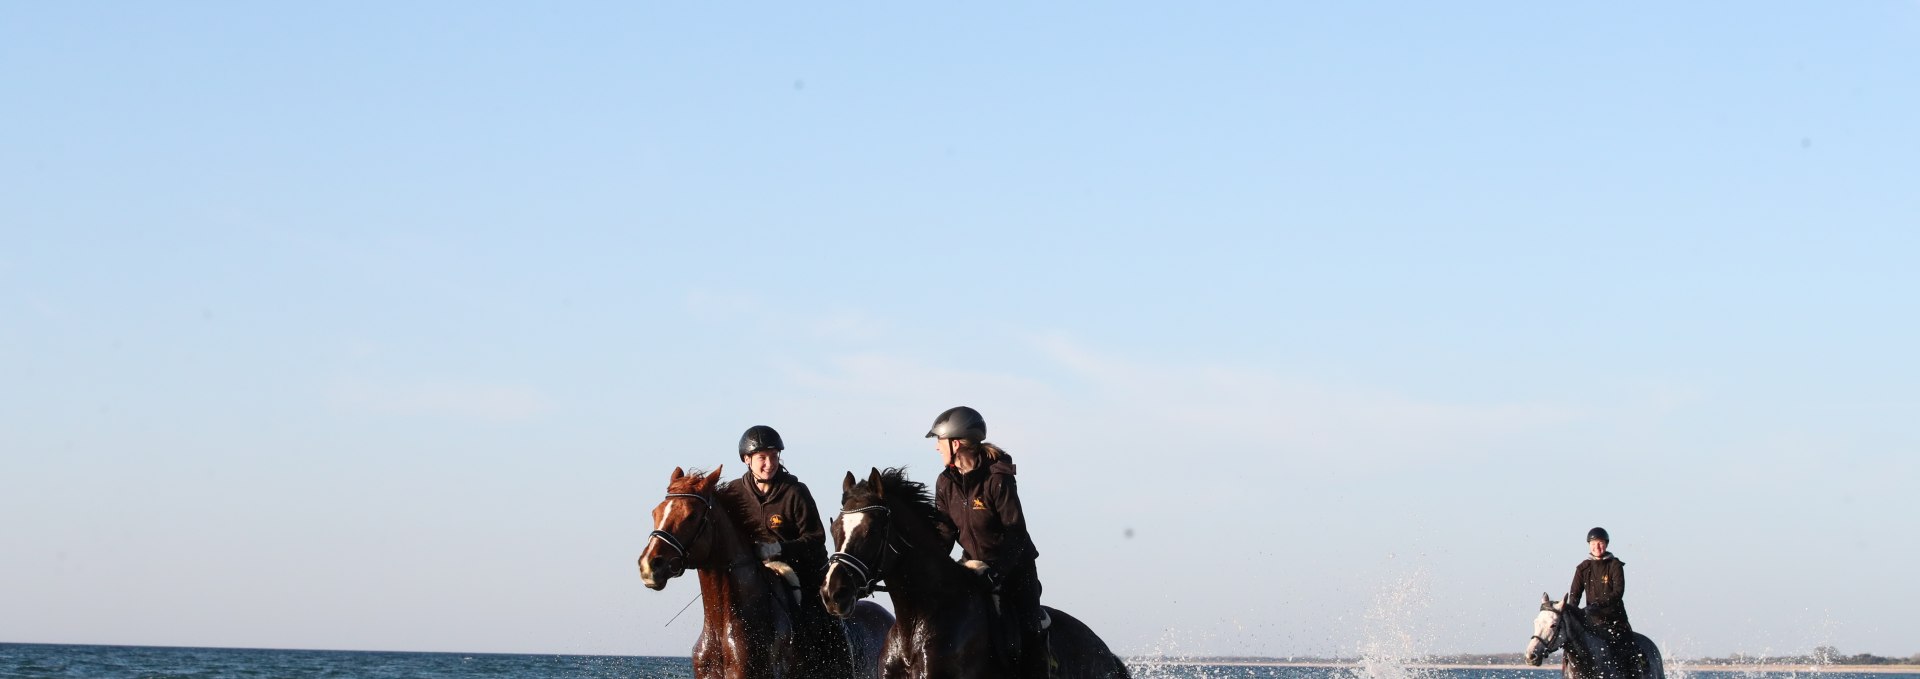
(751, 468), (790, 497)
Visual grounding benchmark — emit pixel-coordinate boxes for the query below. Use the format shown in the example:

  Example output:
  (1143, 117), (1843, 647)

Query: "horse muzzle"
(821, 582), (855, 618)
(820, 568), (864, 619)
(638, 555), (685, 590)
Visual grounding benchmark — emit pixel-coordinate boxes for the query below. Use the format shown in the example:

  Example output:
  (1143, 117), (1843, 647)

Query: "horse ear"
(1543, 592), (1551, 604)
(705, 466), (724, 488)
(671, 466), (685, 481)
(843, 471), (857, 494)
(868, 468), (884, 498)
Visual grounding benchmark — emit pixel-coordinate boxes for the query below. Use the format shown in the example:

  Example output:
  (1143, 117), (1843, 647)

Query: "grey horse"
(1525, 593), (1664, 679)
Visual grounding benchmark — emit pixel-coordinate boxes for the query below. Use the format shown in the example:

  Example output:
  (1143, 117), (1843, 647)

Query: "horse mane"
(849, 467), (950, 548)
(666, 468), (758, 549)
(713, 479), (761, 538)
(668, 468), (715, 494)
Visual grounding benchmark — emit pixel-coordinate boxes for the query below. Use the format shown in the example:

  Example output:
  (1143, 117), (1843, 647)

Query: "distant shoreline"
(1132, 661), (1920, 674)
(5, 644), (1915, 674)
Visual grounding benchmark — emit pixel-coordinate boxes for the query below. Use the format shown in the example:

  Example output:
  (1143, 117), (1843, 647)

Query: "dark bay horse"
(1525, 593), (1664, 679)
(638, 466), (894, 679)
(820, 467), (1132, 679)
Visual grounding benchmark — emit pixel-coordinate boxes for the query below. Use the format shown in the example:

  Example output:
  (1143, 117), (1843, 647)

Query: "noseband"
(1530, 606), (1564, 654)
(828, 505), (898, 597)
(647, 492), (713, 565)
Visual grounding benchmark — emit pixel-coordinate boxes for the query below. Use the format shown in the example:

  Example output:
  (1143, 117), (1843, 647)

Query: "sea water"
(3, 644), (1914, 679)
(0, 645), (682, 679)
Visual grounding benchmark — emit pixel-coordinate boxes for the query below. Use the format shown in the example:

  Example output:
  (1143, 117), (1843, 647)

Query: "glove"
(961, 559), (999, 588)
(757, 542), (781, 560)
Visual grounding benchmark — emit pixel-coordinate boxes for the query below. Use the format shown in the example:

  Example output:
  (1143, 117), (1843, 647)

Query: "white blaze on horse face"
(644, 499), (688, 559)
(841, 511), (869, 543)
(824, 511), (869, 589)
(639, 499), (682, 587)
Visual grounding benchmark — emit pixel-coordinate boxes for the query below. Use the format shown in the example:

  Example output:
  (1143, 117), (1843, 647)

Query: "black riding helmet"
(925, 406), (986, 441)
(1587, 527), (1610, 543)
(738, 425), (785, 460)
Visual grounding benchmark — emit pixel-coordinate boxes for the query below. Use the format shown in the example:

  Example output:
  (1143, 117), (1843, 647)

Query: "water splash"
(1656, 634), (1692, 679)
(1128, 624), (1240, 679)
(1345, 569), (1435, 679)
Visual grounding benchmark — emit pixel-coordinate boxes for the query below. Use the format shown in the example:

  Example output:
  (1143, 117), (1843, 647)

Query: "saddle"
(959, 559), (1050, 629)
(762, 560), (803, 607)
(962, 559), (1055, 678)
(1611, 633), (1655, 679)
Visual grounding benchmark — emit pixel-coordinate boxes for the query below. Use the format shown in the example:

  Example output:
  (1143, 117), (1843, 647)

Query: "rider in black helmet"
(1568, 527), (1632, 640)
(716, 425), (848, 676)
(928, 406), (1050, 679)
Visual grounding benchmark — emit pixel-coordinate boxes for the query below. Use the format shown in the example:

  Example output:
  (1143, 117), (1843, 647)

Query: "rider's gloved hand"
(960, 559), (999, 588)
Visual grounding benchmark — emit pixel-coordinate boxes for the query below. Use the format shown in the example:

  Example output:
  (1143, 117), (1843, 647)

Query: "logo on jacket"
(971, 498), (987, 511)
(1601, 575), (1610, 583)
(769, 514), (785, 530)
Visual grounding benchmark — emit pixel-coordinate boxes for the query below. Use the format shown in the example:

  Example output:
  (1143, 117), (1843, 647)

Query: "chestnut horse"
(639, 466), (893, 679)
(821, 467), (1131, 679)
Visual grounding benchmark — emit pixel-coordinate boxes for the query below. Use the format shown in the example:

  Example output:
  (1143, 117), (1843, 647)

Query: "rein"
(1530, 605), (1568, 657)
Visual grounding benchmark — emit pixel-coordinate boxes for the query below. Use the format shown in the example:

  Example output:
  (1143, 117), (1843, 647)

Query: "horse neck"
(688, 494), (753, 572)
(879, 496), (975, 612)
(692, 497), (778, 631)
(1560, 608), (1610, 665)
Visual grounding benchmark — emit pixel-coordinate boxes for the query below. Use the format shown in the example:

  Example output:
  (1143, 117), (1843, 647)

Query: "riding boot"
(1018, 627), (1052, 679)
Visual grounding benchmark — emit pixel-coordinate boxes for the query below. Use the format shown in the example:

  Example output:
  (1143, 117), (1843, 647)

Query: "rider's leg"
(1003, 567), (1050, 679)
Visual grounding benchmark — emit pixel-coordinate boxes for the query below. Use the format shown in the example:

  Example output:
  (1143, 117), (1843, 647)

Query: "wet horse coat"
(821, 467), (1131, 679)
(1525, 594), (1664, 679)
(639, 466), (892, 679)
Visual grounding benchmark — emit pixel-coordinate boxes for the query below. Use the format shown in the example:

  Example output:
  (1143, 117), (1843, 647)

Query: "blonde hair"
(955, 440), (1005, 461)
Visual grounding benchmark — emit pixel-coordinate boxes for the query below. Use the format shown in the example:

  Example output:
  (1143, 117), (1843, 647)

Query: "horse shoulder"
(880, 626), (912, 679)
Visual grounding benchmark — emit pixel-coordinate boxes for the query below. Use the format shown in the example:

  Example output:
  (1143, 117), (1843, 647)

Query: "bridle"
(1529, 604), (1564, 658)
(827, 505), (905, 598)
(646, 492), (714, 576)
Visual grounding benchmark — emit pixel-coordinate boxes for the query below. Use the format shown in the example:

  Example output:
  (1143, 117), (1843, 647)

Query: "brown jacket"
(1569, 552), (1632, 633)
(720, 468), (828, 582)
(935, 446), (1038, 573)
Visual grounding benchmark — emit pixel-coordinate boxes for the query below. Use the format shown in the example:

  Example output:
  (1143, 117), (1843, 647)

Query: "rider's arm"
(929, 477), (960, 544)
(786, 482), (827, 559)
(987, 474), (1033, 570)
(1567, 561), (1588, 608)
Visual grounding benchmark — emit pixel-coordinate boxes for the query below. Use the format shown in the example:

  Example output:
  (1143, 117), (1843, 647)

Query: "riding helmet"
(1586, 526), (1610, 543)
(925, 406), (986, 441)
(739, 425), (785, 460)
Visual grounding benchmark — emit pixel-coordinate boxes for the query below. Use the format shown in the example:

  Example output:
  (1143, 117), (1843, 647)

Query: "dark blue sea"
(4, 645), (1915, 679)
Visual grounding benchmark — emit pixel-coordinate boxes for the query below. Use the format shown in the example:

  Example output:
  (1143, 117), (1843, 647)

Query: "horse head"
(1525, 592), (1567, 666)
(823, 467), (898, 618)
(638, 466), (725, 590)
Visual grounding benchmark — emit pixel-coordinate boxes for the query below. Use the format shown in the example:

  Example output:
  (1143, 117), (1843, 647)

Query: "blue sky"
(3, 2), (1916, 659)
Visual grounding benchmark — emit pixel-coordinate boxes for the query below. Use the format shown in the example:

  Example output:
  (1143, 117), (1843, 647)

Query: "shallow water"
(2, 644), (1913, 679)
